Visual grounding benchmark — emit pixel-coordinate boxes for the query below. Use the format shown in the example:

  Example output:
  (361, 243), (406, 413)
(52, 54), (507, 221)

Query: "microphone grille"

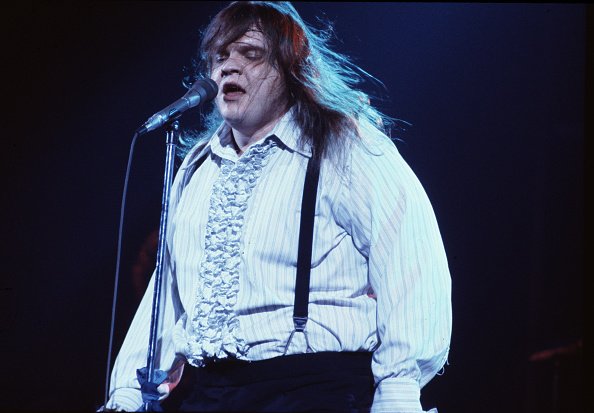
(189, 78), (218, 102)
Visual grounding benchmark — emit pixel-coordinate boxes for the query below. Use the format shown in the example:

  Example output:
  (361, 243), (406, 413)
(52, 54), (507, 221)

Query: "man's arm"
(345, 128), (452, 413)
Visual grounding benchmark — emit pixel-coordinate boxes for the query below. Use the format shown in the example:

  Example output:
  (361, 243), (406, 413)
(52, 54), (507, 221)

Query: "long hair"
(180, 1), (395, 162)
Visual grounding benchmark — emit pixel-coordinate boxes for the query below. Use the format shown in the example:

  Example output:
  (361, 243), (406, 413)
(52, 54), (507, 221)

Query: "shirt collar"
(268, 107), (312, 158)
(183, 107), (311, 169)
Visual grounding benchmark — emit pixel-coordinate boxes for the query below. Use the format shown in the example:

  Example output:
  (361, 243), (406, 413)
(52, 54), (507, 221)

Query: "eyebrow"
(214, 43), (267, 60)
(233, 43), (266, 53)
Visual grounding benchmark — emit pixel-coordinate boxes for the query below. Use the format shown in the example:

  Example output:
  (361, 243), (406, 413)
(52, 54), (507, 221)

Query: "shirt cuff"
(371, 377), (423, 413)
(105, 388), (143, 412)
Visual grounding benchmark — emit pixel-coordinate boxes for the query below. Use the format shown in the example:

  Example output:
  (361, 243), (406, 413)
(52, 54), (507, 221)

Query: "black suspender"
(287, 156), (320, 353)
(185, 149), (320, 354)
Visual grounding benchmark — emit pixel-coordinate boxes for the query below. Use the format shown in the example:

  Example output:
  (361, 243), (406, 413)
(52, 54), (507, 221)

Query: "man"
(105, 2), (451, 412)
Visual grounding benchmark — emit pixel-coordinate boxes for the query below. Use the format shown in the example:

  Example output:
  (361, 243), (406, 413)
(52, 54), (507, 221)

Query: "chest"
(172, 150), (345, 268)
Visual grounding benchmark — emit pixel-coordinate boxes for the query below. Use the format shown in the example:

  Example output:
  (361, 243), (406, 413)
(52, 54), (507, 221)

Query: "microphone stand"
(140, 119), (180, 412)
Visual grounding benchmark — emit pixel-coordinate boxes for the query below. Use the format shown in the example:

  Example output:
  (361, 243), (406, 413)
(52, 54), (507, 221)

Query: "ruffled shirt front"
(183, 138), (279, 367)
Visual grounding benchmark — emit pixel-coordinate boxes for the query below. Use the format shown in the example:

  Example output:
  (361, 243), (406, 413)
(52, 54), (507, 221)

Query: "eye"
(214, 53), (228, 64)
(244, 48), (263, 61)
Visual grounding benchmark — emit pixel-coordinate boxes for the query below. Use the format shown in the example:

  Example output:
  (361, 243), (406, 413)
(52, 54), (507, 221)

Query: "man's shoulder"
(350, 119), (400, 161)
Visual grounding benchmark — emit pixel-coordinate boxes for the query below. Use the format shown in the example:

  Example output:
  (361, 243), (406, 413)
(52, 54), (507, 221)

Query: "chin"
(222, 112), (247, 127)
(218, 107), (241, 122)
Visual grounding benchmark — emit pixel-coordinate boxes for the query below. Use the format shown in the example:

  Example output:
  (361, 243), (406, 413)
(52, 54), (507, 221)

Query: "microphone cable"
(103, 131), (140, 407)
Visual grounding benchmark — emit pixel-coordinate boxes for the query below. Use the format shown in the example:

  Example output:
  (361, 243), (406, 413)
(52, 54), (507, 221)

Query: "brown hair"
(183, 1), (394, 163)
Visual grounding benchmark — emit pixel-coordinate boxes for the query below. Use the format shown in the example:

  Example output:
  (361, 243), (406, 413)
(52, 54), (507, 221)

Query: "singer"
(105, 2), (451, 412)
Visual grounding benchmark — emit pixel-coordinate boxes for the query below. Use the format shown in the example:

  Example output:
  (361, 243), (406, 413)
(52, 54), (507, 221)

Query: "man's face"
(210, 29), (289, 138)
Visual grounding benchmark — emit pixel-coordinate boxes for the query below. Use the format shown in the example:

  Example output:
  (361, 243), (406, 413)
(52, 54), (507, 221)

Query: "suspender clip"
(283, 321), (312, 356)
(293, 316), (308, 332)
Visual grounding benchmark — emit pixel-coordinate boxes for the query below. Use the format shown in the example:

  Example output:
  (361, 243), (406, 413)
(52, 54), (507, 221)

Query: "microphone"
(136, 78), (218, 136)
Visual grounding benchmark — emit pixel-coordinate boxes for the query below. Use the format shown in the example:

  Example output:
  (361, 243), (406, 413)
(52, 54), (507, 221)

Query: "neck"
(230, 110), (288, 155)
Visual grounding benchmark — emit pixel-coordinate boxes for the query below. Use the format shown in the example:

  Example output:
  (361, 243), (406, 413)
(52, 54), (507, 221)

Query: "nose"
(220, 56), (243, 77)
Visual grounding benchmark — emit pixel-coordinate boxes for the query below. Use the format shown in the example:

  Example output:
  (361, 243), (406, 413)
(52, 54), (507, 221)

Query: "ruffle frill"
(185, 139), (278, 366)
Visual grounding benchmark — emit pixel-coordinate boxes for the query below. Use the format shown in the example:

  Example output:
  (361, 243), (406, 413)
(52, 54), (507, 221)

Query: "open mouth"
(223, 82), (246, 95)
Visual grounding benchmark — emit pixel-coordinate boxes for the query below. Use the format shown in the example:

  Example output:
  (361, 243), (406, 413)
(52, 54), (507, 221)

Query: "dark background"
(4, 2), (587, 412)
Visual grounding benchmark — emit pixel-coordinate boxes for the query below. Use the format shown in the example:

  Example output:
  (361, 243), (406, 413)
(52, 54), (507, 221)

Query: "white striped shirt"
(107, 111), (452, 413)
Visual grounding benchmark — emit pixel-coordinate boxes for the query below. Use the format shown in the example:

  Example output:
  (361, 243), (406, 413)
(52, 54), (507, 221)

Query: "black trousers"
(162, 352), (374, 413)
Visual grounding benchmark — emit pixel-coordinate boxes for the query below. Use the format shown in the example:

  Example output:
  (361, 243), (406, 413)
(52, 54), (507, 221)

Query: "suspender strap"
(184, 148), (320, 353)
(292, 156), (320, 333)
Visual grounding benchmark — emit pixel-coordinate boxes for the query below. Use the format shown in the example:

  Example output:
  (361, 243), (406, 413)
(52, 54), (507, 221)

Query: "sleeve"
(105, 265), (185, 411)
(345, 133), (452, 413)
(104, 158), (193, 412)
